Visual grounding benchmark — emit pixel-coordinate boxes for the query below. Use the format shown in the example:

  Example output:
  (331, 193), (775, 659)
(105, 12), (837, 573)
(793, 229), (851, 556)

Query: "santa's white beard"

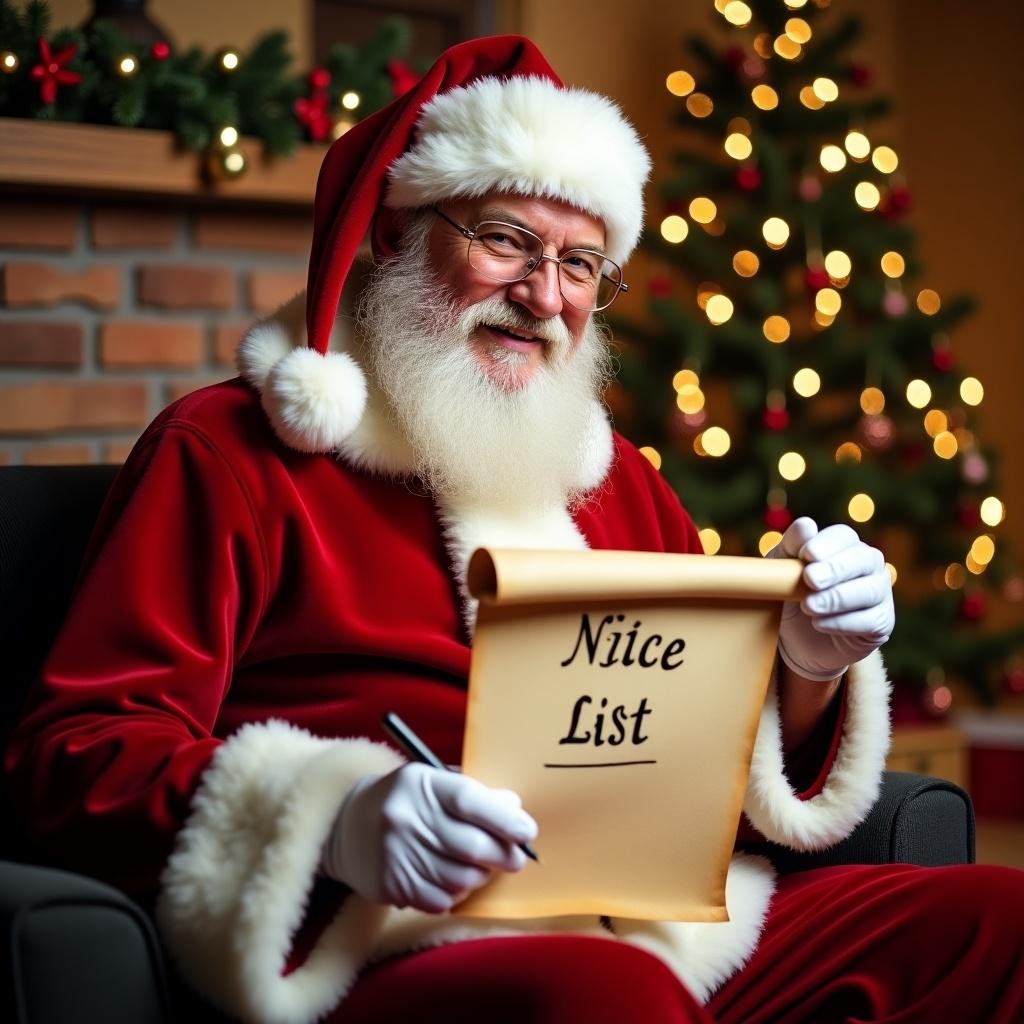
(355, 219), (613, 511)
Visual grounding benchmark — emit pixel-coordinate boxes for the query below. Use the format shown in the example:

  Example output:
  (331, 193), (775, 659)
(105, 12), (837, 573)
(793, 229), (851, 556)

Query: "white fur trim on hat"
(742, 649), (891, 851)
(385, 76), (651, 266)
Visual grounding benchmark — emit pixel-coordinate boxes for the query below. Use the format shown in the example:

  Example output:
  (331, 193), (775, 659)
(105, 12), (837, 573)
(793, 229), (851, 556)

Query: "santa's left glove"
(320, 762), (538, 914)
(767, 517), (895, 682)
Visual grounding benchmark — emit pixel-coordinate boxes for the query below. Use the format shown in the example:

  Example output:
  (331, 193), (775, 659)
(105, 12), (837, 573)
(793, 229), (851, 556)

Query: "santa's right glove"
(320, 762), (538, 913)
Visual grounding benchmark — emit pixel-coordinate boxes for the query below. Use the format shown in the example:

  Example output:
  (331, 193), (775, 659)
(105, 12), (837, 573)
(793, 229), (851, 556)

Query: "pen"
(381, 711), (540, 863)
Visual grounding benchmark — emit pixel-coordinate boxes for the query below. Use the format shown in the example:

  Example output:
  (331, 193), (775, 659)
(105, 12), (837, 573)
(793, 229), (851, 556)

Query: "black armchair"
(0, 464), (976, 1024)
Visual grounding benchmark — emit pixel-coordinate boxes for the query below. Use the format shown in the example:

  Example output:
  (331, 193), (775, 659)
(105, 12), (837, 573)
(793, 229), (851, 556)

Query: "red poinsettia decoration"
(31, 37), (81, 105)
(293, 90), (332, 142)
(387, 58), (420, 98)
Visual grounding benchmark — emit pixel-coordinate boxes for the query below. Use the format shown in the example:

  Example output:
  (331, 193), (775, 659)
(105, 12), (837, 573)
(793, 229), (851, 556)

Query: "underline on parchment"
(543, 760), (658, 768)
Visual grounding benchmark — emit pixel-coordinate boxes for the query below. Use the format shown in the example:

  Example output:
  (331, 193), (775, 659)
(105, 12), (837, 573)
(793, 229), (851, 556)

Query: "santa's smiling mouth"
(482, 324), (543, 352)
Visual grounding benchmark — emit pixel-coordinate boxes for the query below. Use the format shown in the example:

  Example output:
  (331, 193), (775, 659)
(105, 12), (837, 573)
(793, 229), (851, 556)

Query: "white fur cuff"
(155, 720), (403, 1024)
(742, 649), (891, 851)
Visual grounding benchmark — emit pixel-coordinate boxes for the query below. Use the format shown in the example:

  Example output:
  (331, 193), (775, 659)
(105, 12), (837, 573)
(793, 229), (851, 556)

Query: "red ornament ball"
(722, 46), (747, 71)
(848, 62), (873, 88)
(648, 275), (673, 298)
(308, 66), (331, 91)
(1004, 666), (1024, 696)
(736, 166), (762, 192)
(805, 266), (831, 293)
(150, 41), (170, 61)
(764, 505), (793, 532)
(959, 591), (987, 622)
(762, 407), (790, 431)
(957, 502), (981, 529)
(881, 185), (912, 221)
(932, 347), (955, 373)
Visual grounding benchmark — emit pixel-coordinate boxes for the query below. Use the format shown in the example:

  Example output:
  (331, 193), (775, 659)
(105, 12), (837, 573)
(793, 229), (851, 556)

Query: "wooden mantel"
(0, 117), (325, 207)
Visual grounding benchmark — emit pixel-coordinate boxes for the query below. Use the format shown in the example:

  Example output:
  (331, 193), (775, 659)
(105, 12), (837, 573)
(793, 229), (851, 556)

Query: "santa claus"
(7, 35), (1022, 1024)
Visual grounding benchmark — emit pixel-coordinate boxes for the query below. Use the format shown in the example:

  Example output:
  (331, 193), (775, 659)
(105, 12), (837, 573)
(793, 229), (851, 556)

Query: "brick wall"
(0, 197), (312, 465)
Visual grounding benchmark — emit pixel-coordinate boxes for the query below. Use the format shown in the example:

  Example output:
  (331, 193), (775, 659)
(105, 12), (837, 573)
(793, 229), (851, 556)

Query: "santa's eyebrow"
(476, 206), (607, 256)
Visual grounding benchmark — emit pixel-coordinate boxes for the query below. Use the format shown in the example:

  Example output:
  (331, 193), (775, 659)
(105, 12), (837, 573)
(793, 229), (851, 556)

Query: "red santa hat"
(239, 35), (651, 454)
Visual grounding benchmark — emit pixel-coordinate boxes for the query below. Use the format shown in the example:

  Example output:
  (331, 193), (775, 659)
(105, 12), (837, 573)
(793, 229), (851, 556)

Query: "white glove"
(767, 517), (895, 682)
(321, 762), (538, 913)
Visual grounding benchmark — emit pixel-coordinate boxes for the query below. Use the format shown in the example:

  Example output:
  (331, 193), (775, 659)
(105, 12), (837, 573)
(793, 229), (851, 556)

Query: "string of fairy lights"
(640, 0), (1010, 629)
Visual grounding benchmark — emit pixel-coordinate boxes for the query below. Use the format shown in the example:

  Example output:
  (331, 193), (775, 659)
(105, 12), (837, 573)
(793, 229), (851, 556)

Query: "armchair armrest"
(749, 771), (976, 873)
(0, 860), (169, 1024)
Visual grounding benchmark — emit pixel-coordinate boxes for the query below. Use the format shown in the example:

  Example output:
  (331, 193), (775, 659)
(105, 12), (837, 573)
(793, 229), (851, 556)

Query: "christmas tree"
(609, 0), (1024, 715)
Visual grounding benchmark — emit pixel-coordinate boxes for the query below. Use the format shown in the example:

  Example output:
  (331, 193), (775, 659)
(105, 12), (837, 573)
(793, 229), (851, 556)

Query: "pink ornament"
(883, 290), (908, 317)
(742, 56), (765, 79)
(798, 176), (822, 202)
(961, 452), (989, 485)
(858, 413), (895, 451)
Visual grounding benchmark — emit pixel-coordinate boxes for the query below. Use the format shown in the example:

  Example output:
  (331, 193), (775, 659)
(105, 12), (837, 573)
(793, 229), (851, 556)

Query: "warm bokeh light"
(119, 56), (137, 75)
(872, 145), (899, 173)
(666, 70), (696, 96)
(698, 528), (722, 555)
(696, 283), (719, 310)
(638, 446), (662, 470)
(971, 535), (996, 565)
(758, 531), (785, 556)
(944, 564), (966, 590)
(785, 17), (813, 42)
(813, 310), (836, 328)
(733, 250), (760, 277)
(689, 197), (717, 223)
(960, 377), (984, 405)
(686, 93), (714, 117)
(723, 1), (753, 27)
(779, 451), (807, 481)
(917, 288), (941, 315)
(836, 442), (862, 463)
(820, 144), (847, 172)
(753, 33), (774, 58)
(660, 215), (689, 243)
(981, 497), (1006, 527)
(855, 181), (881, 210)
(673, 368), (700, 391)
(881, 251), (905, 277)
(793, 367), (821, 396)
(906, 379), (932, 409)
(933, 431), (959, 459)
(341, 91), (361, 110)
(763, 216), (790, 248)
(799, 87), (825, 111)
(845, 130), (871, 159)
(860, 387), (885, 414)
(923, 409), (948, 437)
(751, 84), (779, 110)
(676, 384), (706, 414)
(824, 250), (852, 279)
(849, 493), (875, 522)
(816, 287), (842, 315)
(725, 133), (753, 160)
(705, 294), (735, 325)
(763, 315), (791, 343)
(886, 563), (898, 585)
(219, 50), (240, 70)
(812, 77), (838, 101)
(774, 35), (802, 60)
(219, 126), (239, 147)
(700, 426), (732, 457)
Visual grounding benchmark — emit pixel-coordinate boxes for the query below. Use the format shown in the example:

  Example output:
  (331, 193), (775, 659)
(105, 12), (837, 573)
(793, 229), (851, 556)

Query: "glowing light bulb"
(779, 452), (806, 481)
(724, 133), (753, 160)
(849, 493), (875, 522)
(855, 181), (881, 210)
(824, 250), (851, 279)
(881, 251), (905, 277)
(980, 497), (1006, 527)
(774, 35), (802, 60)
(660, 215), (689, 243)
(835, 442), (862, 462)
(800, 87), (825, 110)
(759, 531), (784, 556)
(723, 1), (753, 27)
(687, 93), (714, 117)
(917, 288), (941, 315)
(689, 197), (717, 223)
(762, 216), (790, 248)
(944, 564), (966, 589)
(699, 528), (722, 555)
(673, 368), (700, 391)
(933, 431), (959, 459)
(860, 387), (885, 414)
(845, 130), (870, 159)
(923, 409), (948, 437)
(219, 126), (239, 147)
(733, 250), (760, 277)
(763, 315), (791, 343)
(872, 145), (899, 173)
(701, 426), (731, 457)
(676, 384), (706, 414)
(816, 287), (842, 316)
(970, 535), (996, 565)
(786, 18), (813, 43)
(793, 368), (821, 396)
(906, 379), (932, 409)
(820, 144), (847, 172)
(666, 70), (696, 96)
(118, 55), (138, 75)
(751, 85), (779, 110)
(220, 50), (240, 71)
(341, 91), (361, 111)
(705, 294), (735, 325)
(812, 77), (838, 101)
(638, 446), (662, 470)
(960, 377), (984, 405)
(887, 563), (898, 585)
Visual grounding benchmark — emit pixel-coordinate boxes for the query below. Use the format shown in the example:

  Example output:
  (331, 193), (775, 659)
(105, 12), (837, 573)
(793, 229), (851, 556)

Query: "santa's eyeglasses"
(431, 206), (628, 313)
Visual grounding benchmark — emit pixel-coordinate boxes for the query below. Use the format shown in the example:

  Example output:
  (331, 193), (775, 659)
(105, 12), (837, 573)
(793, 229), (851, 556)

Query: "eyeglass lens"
(467, 222), (622, 311)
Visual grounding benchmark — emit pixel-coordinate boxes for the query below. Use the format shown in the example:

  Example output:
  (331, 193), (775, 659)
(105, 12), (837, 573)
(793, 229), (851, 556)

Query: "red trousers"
(337, 863), (1024, 1023)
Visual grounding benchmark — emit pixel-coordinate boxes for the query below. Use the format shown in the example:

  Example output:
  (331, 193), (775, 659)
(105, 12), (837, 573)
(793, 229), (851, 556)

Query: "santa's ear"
(371, 205), (402, 260)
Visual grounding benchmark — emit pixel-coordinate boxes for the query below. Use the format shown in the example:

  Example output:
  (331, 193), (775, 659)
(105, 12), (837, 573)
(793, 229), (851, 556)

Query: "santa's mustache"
(455, 296), (575, 361)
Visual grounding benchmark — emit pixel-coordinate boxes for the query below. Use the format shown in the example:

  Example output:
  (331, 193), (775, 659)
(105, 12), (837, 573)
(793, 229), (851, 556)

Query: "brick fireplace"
(0, 118), (324, 466)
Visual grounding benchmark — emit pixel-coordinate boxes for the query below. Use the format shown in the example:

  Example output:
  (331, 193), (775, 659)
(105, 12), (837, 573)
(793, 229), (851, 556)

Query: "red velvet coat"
(6, 365), (890, 1024)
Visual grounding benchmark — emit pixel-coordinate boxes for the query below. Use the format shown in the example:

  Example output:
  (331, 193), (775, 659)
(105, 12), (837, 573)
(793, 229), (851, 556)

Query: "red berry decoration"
(150, 40), (170, 61)
(648, 275), (673, 298)
(804, 266), (830, 293)
(308, 66), (331, 91)
(932, 347), (955, 373)
(762, 407), (790, 431)
(30, 37), (81, 105)
(387, 58), (420, 98)
(959, 591), (987, 622)
(848, 62), (873, 88)
(1004, 665), (1024, 696)
(736, 166), (762, 192)
(764, 505), (793, 532)
(293, 91), (332, 141)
